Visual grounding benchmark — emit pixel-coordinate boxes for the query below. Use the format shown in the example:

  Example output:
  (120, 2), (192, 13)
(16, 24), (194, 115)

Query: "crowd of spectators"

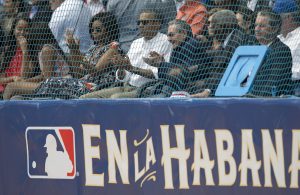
(0, 0), (299, 99)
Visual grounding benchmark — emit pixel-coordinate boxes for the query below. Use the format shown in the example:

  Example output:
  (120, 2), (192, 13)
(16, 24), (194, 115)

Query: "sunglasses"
(92, 27), (103, 33)
(137, 20), (155, 25)
(167, 32), (176, 37)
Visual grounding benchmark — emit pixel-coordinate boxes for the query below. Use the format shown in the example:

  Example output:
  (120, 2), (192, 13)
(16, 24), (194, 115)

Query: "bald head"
(211, 10), (238, 29)
(208, 10), (238, 41)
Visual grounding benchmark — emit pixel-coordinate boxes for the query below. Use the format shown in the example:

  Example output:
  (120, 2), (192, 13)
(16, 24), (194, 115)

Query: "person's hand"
(142, 51), (164, 67)
(188, 65), (198, 73)
(65, 29), (79, 50)
(109, 41), (120, 50)
(121, 55), (133, 71)
(17, 36), (28, 52)
(168, 67), (183, 77)
(12, 76), (23, 82)
(191, 89), (211, 98)
(111, 54), (131, 69)
(105, 42), (120, 60)
(194, 34), (208, 42)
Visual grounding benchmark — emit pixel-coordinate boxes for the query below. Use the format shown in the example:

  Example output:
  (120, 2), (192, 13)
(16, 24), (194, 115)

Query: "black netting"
(0, 0), (300, 100)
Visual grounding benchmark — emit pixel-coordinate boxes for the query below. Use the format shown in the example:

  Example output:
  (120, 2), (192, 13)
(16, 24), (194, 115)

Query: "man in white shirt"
(80, 9), (173, 98)
(49, 0), (93, 54)
(241, 0), (274, 12)
(275, 0), (300, 80)
(106, 0), (176, 52)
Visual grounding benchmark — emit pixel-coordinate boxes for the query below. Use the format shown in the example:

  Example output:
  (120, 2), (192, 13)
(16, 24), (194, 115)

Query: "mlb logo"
(25, 127), (76, 179)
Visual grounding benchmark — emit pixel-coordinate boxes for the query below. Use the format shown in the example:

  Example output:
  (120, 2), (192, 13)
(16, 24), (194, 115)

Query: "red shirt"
(176, 2), (207, 36)
(0, 47), (23, 92)
(5, 47), (23, 77)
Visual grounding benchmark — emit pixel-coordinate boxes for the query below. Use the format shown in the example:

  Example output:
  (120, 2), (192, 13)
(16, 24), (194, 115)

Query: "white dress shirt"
(117, 32), (173, 87)
(87, 0), (105, 16)
(278, 27), (300, 80)
(49, 0), (93, 54)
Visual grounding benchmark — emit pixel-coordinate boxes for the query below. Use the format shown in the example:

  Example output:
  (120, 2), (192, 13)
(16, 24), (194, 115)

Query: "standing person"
(49, 0), (93, 54)
(176, 0), (207, 36)
(106, 0), (176, 52)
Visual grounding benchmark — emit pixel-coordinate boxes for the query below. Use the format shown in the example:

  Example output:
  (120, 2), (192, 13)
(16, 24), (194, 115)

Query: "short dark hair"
(1, 12), (31, 73)
(211, 9), (239, 30)
(139, 7), (163, 23)
(89, 12), (119, 44)
(14, 12), (31, 28)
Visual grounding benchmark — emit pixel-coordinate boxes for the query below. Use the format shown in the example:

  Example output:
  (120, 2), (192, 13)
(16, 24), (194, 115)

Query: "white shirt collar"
(278, 26), (300, 40)
(222, 30), (234, 49)
(142, 32), (161, 44)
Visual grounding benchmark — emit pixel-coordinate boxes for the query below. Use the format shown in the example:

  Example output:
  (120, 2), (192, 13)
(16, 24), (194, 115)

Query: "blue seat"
(215, 45), (269, 97)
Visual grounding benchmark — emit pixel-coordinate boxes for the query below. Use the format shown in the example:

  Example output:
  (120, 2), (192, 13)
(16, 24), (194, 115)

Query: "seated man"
(193, 8), (294, 98)
(80, 9), (173, 98)
(190, 9), (249, 96)
(107, 0), (176, 52)
(249, 9), (293, 97)
(138, 19), (207, 97)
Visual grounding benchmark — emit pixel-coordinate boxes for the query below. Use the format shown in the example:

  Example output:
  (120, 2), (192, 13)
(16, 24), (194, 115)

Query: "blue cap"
(273, 0), (299, 14)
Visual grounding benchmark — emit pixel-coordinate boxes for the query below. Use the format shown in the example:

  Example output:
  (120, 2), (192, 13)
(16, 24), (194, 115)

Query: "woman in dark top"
(65, 11), (121, 91)
(3, 12), (121, 99)
(0, 13), (36, 93)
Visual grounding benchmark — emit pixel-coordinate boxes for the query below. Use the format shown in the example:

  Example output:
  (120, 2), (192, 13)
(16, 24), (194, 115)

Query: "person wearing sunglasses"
(80, 9), (173, 99)
(106, 0), (176, 53)
(3, 12), (121, 99)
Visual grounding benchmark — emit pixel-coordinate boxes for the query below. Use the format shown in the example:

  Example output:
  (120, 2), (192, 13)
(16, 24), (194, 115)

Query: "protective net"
(0, 0), (299, 100)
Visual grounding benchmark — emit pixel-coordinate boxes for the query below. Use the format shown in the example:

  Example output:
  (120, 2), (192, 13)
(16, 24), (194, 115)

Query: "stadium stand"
(0, 0), (299, 99)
